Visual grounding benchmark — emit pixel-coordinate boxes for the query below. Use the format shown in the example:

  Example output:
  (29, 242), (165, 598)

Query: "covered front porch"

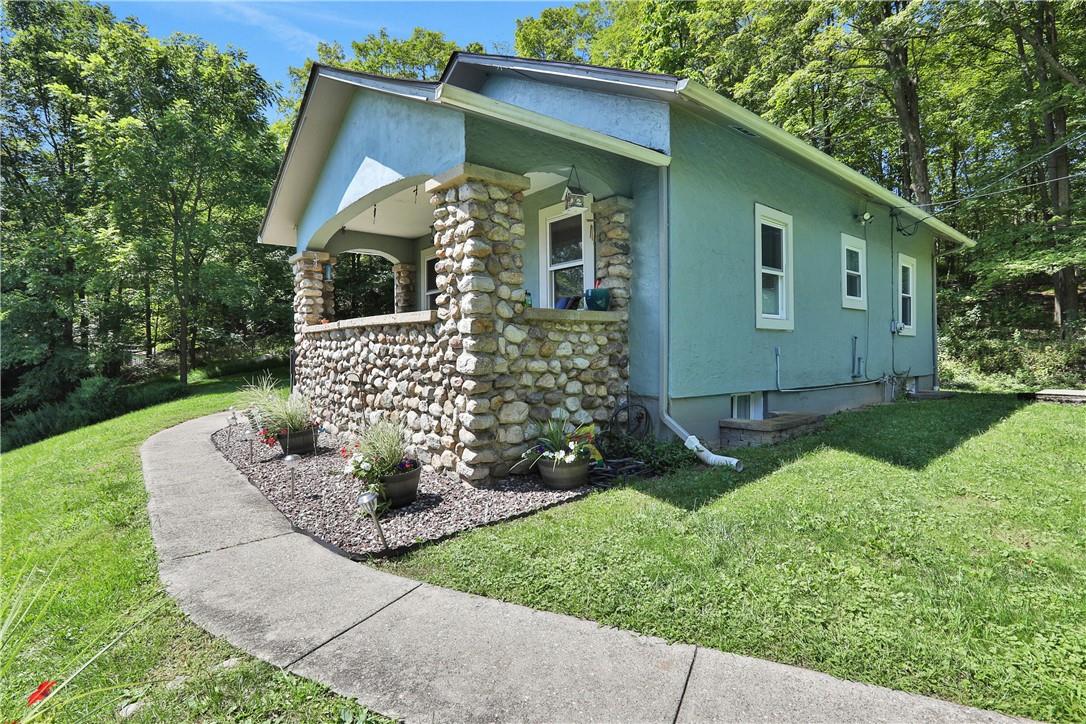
(262, 67), (663, 484)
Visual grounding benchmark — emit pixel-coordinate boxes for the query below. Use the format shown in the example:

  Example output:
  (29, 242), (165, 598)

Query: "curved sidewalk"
(142, 413), (1020, 723)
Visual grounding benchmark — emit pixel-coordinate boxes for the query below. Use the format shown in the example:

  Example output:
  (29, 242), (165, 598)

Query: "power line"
(912, 129), (1086, 210)
(891, 171), (1086, 236)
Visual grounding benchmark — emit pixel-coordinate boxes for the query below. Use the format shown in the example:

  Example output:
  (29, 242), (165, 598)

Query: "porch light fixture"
(283, 454), (301, 496)
(357, 491), (389, 550)
(322, 263), (334, 281)
(563, 165), (588, 210)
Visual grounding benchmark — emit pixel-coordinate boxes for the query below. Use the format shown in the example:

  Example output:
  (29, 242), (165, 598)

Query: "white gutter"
(675, 80), (975, 251)
(656, 166), (744, 472)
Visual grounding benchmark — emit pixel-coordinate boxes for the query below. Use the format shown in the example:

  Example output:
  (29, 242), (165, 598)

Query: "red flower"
(27, 680), (56, 706)
(339, 446), (349, 458)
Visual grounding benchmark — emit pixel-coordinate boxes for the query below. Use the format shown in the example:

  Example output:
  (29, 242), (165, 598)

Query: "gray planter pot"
(379, 465), (421, 508)
(538, 459), (590, 490)
(276, 427), (318, 456)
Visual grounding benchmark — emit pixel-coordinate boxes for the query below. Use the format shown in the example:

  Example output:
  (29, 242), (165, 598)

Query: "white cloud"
(212, 2), (322, 54)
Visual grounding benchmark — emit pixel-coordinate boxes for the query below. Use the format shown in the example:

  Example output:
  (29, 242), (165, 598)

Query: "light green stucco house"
(259, 53), (973, 483)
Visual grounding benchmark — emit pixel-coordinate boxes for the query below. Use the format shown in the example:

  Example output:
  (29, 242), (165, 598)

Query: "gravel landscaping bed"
(211, 427), (595, 557)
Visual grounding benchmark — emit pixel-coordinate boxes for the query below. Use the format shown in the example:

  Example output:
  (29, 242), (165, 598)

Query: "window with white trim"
(538, 199), (594, 309)
(730, 392), (764, 420)
(754, 204), (794, 330)
(420, 248), (439, 311)
(841, 233), (867, 310)
(898, 253), (916, 336)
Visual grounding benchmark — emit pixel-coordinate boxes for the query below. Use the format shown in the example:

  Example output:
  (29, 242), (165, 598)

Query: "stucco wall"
(298, 89), (465, 251)
(667, 107), (935, 403)
(477, 75), (671, 153)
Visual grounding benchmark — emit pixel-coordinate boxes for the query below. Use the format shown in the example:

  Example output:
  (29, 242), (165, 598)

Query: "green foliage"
(514, 3), (602, 62)
(1, 373), (390, 721)
(238, 372), (313, 433)
(599, 433), (698, 475)
(387, 395), (1086, 721)
(1, 376), (189, 452)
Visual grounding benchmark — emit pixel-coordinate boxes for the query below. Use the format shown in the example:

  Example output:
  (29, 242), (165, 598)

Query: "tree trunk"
(177, 304), (189, 385)
(189, 323), (198, 368)
(881, 9), (932, 208)
(144, 276), (153, 359)
(1033, 2), (1077, 332)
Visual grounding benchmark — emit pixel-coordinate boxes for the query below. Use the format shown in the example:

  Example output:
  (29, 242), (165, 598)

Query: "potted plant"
(342, 420), (420, 509)
(516, 415), (596, 490)
(239, 373), (319, 455)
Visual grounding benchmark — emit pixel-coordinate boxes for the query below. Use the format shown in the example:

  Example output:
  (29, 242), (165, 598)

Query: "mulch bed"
(211, 426), (596, 557)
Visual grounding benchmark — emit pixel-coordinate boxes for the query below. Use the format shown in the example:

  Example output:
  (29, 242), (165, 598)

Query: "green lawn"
(383, 394), (1086, 722)
(1, 372), (385, 723)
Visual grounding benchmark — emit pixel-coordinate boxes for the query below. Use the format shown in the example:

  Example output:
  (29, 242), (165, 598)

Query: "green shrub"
(598, 433), (698, 475)
(0, 376), (189, 452)
(238, 372), (312, 433)
(940, 325), (1086, 391)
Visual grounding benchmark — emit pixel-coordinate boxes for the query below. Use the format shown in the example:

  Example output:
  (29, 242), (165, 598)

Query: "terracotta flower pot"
(538, 459), (590, 490)
(379, 465), (421, 508)
(276, 427), (318, 455)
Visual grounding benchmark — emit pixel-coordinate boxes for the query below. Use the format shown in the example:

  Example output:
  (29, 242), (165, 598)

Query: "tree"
(281, 28), (482, 117)
(78, 23), (279, 384)
(514, 3), (602, 62)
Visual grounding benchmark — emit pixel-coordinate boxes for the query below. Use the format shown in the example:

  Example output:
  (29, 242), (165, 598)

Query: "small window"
(420, 249), (439, 310)
(754, 204), (794, 330)
(841, 234), (867, 310)
(539, 200), (594, 308)
(732, 394), (751, 420)
(898, 253), (916, 336)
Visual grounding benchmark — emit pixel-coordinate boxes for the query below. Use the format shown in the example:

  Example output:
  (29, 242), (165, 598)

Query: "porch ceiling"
(341, 184), (433, 239)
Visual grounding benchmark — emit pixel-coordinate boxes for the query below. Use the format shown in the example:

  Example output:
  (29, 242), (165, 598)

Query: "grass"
(383, 394), (1086, 722)
(1, 370), (387, 723)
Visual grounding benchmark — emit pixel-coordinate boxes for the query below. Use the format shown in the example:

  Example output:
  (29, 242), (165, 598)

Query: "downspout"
(656, 166), (743, 472)
(931, 239), (940, 390)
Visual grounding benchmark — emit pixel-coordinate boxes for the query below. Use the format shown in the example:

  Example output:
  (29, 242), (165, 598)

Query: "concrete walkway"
(142, 413), (1020, 723)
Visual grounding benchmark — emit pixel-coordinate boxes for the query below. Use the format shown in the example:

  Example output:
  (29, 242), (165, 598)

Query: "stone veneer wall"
(293, 313), (460, 476)
(291, 251), (336, 342)
(292, 164), (633, 486)
(593, 196), (633, 310)
(491, 309), (628, 477)
(392, 263), (416, 314)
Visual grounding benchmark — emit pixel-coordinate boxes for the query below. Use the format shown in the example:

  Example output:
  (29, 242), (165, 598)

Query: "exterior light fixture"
(283, 454), (301, 496)
(322, 263), (334, 281)
(357, 491), (388, 550)
(563, 165), (588, 210)
(240, 427), (254, 464)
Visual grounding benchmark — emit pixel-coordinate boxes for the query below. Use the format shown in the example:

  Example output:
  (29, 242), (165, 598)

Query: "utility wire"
(908, 129), (1086, 210)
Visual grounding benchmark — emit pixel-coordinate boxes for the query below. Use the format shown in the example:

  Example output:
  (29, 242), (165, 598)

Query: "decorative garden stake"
(357, 491), (388, 550)
(282, 454), (301, 496)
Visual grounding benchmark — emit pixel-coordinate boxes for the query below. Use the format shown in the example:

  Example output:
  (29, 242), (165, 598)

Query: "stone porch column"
(392, 263), (416, 313)
(593, 196), (633, 310)
(428, 164), (530, 485)
(290, 251), (335, 342)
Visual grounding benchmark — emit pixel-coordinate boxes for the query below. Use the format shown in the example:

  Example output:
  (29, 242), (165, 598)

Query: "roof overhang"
(675, 80), (975, 249)
(261, 55), (973, 251)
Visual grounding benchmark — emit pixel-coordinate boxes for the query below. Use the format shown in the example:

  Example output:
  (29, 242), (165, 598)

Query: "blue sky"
(110, 1), (563, 94)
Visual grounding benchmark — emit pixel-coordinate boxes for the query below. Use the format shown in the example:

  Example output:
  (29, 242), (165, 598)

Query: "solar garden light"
(240, 426), (254, 463)
(282, 454), (301, 497)
(357, 491), (388, 551)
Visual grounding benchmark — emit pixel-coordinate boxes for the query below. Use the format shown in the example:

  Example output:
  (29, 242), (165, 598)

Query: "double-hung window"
(898, 253), (916, 336)
(841, 233), (867, 310)
(754, 204), (794, 330)
(539, 200), (594, 308)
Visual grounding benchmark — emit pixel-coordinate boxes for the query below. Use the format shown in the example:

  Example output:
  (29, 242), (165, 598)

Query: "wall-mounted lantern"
(322, 262), (334, 281)
(563, 165), (588, 210)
